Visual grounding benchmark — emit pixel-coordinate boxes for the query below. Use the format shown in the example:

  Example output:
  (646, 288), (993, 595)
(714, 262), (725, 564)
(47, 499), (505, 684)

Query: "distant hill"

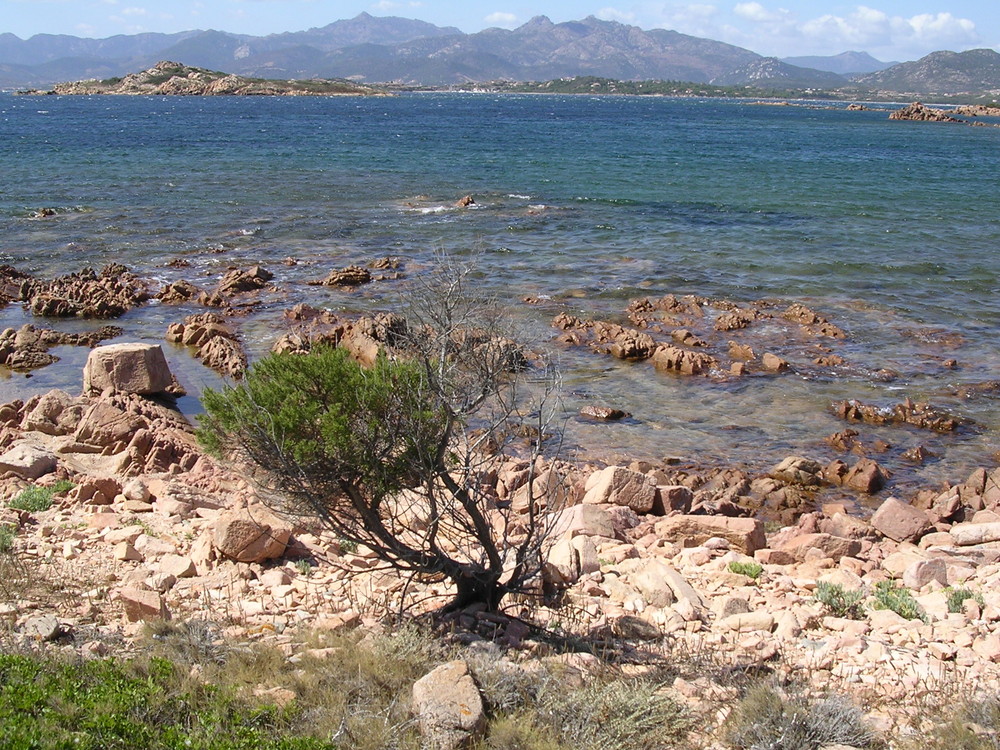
(711, 58), (847, 89)
(5, 13), (1000, 98)
(782, 51), (896, 75)
(18, 60), (386, 96)
(851, 48), (1000, 95)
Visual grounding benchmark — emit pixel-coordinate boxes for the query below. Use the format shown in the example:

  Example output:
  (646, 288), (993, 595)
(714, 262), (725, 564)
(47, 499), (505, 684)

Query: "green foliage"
(198, 346), (446, 501)
(531, 679), (692, 750)
(0, 653), (328, 749)
(727, 561), (763, 580)
(724, 683), (880, 750)
(872, 581), (928, 623)
(7, 486), (55, 513)
(0, 524), (14, 553)
(293, 560), (312, 577)
(947, 587), (986, 614)
(50, 479), (76, 494)
(815, 581), (866, 619)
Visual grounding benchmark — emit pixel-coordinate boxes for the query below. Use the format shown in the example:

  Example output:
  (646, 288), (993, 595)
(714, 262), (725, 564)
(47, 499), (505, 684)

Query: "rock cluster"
(10, 264), (150, 319)
(0, 324), (121, 371)
(166, 313), (247, 379)
(889, 102), (963, 123)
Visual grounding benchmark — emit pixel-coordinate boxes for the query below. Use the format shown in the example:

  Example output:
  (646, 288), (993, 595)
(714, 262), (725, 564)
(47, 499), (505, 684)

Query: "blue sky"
(2, 0), (996, 62)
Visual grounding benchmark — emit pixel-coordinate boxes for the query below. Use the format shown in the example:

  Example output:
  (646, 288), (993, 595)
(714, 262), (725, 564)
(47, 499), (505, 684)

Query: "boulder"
(119, 587), (170, 622)
(870, 497), (932, 543)
(83, 343), (173, 395)
(950, 522), (1000, 546)
(777, 533), (861, 562)
(654, 515), (766, 555)
(0, 442), (57, 479)
(212, 505), (293, 563)
(548, 504), (616, 539)
(582, 466), (656, 513)
(769, 456), (822, 486)
(411, 661), (485, 750)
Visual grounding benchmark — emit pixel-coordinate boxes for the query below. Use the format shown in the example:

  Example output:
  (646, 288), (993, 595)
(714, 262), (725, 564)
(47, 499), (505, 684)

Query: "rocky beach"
(0, 249), (999, 748)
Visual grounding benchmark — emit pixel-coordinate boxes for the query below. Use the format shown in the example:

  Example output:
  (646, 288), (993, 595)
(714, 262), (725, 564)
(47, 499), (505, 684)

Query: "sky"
(1, 0), (997, 63)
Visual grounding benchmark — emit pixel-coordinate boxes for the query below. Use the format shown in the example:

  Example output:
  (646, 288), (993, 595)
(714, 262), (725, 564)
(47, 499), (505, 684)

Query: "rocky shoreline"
(16, 60), (388, 97)
(1, 251), (999, 746)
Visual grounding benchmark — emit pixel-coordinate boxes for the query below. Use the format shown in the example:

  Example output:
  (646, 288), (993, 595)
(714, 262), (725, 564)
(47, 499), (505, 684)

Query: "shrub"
(947, 587), (986, 614)
(724, 683), (880, 750)
(728, 561), (764, 579)
(872, 581), (928, 623)
(0, 524), (14, 554)
(815, 581), (865, 619)
(7, 486), (55, 513)
(918, 693), (1000, 750)
(199, 258), (560, 613)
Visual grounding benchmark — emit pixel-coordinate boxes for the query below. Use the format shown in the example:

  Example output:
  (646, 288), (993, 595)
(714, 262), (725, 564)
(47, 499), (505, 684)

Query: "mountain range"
(1, 13), (998, 97)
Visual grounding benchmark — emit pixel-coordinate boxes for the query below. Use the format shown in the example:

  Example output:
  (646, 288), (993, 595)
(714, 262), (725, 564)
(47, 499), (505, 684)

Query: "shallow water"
(1, 93), (998, 493)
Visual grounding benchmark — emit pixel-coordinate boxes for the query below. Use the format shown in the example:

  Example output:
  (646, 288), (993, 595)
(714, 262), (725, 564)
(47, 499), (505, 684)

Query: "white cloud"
(733, 2), (787, 23)
(596, 7), (636, 23)
(120, 6), (148, 16)
(484, 12), (518, 28)
(646, 3), (720, 38)
(722, 3), (980, 58)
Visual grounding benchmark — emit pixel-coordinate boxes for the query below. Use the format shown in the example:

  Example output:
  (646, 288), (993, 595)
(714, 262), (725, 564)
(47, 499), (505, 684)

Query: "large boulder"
(411, 661), (485, 750)
(0, 441), (58, 479)
(212, 505), (293, 563)
(654, 515), (766, 554)
(870, 497), (932, 543)
(83, 343), (173, 395)
(582, 466), (656, 513)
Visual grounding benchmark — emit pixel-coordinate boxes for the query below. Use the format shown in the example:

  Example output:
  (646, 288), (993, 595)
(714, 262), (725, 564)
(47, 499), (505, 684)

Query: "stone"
(769, 456), (822, 486)
(0, 442), (57, 479)
(411, 660), (485, 750)
(903, 559), (948, 589)
(22, 614), (62, 641)
(719, 611), (775, 632)
(870, 497), (932, 543)
(582, 466), (657, 513)
(628, 557), (677, 608)
(654, 515), (766, 555)
(212, 505), (292, 563)
(761, 353), (789, 372)
(950, 522), (1000, 546)
(778, 533), (861, 562)
(548, 504), (616, 539)
(114, 541), (143, 561)
(653, 485), (693, 514)
(119, 587), (170, 622)
(83, 343), (173, 395)
(160, 554), (196, 579)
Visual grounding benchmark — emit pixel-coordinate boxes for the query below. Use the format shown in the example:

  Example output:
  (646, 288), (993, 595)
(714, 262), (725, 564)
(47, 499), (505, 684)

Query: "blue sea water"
(1, 92), (998, 496)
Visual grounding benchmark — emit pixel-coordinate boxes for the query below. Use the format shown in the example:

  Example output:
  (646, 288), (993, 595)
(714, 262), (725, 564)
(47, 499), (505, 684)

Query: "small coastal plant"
(723, 683), (881, 750)
(7, 485), (55, 513)
(815, 581), (866, 619)
(727, 561), (763, 580)
(0, 524), (15, 554)
(871, 581), (928, 623)
(946, 587), (986, 614)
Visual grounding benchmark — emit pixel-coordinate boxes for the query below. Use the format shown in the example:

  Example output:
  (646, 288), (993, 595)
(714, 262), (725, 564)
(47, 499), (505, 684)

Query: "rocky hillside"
(710, 57), (848, 89)
(21, 61), (386, 96)
(853, 48), (1000, 95)
(782, 50), (896, 75)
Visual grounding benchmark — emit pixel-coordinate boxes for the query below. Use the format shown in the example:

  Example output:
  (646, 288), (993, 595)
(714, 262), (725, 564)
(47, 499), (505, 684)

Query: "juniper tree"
(198, 258), (561, 612)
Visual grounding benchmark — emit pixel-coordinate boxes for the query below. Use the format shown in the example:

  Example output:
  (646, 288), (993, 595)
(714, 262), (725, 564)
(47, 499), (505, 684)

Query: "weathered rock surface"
(18, 264), (150, 319)
(889, 102), (963, 123)
(83, 343), (174, 395)
(212, 506), (293, 563)
(654, 515), (766, 554)
(0, 323), (121, 372)
(870, 497), (933, 543)
(412, 661), (485, 750)
(166, 313), (247, 378)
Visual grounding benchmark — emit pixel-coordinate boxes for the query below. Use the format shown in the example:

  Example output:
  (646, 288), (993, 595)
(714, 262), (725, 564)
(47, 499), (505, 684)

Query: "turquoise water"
(1, 93), (999, 493)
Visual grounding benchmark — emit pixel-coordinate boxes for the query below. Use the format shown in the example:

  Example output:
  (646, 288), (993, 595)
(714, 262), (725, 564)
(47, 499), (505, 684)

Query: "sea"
(1, 92), (999, 503)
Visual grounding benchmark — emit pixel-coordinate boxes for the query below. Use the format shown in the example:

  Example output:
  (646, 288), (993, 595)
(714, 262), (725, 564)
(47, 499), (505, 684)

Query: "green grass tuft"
(946, 587), (986, 614)
(727, 561), (764, 579)
(872, 581), (928, 623)
(815, 581), (866, 619)
(8, 486), (55, 513)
